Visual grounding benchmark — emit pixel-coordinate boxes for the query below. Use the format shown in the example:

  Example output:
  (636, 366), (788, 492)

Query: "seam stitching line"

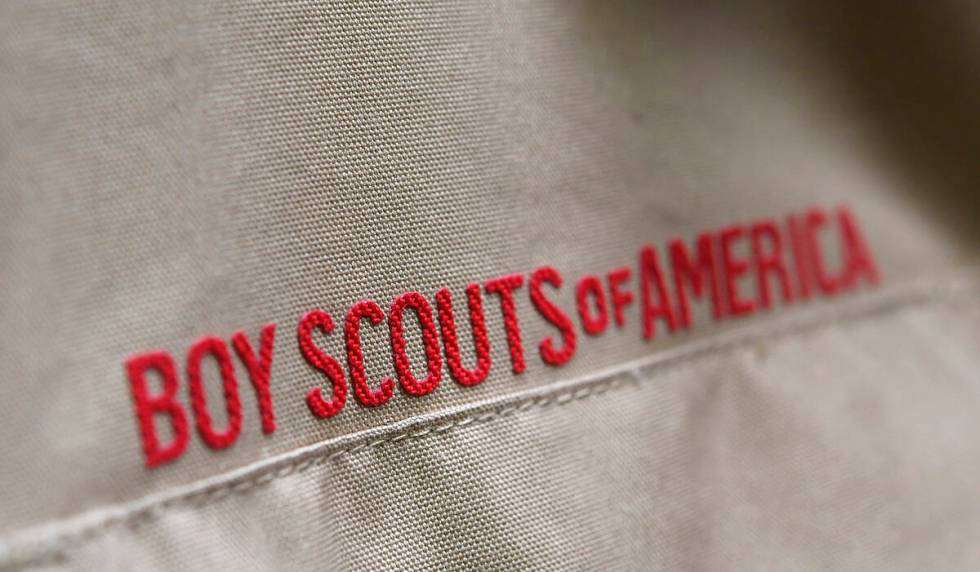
(3, 274), (977, 569)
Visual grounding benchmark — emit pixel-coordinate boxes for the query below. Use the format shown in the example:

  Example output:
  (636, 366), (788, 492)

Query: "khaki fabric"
(0, 0), (978, 570)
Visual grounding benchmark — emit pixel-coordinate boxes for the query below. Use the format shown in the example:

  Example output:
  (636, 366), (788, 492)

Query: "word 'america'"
(126, 205), (879, 468)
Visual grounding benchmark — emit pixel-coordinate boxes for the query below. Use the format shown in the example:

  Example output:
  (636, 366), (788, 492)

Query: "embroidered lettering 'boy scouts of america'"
(125, 205), (879, 468)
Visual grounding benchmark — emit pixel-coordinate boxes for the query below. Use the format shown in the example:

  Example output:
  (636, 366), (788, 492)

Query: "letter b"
(126, 351), (190, 468)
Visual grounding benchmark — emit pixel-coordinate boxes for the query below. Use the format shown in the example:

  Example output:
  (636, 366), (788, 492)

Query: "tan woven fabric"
(1, 0), (978, 569)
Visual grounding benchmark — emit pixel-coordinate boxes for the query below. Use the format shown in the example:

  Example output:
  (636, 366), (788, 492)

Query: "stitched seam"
(2, 274), (977, 569)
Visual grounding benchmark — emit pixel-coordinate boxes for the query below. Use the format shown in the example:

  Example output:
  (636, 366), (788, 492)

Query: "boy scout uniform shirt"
(1, 0), (978, 570)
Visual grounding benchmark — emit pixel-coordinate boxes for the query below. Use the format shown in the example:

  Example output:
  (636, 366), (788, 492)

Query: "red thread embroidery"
(575, 275), (609, 335)
(389, 292), (442, 397)
(231, 324), (277, 434)
(805, 208), (841, 295)
(345, 301), (395, 407)
(123, 205), (882, 468)
(669, 232), (723, 327)
(436, 284), (492, 386)
(298, 310), (348, 419)
(186, 336), (243, 450)
(529, 266), (577, 366)
(126, 352), (190, 468)
(639, 245), (679, 339)
(606, 266), (634, 328)
(750, 219), (794, 309)
(836, 206), (881, 288)
(787, 213), (814, 300)
(484, 273), (527, 374)
(719, 225), (756, 316)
